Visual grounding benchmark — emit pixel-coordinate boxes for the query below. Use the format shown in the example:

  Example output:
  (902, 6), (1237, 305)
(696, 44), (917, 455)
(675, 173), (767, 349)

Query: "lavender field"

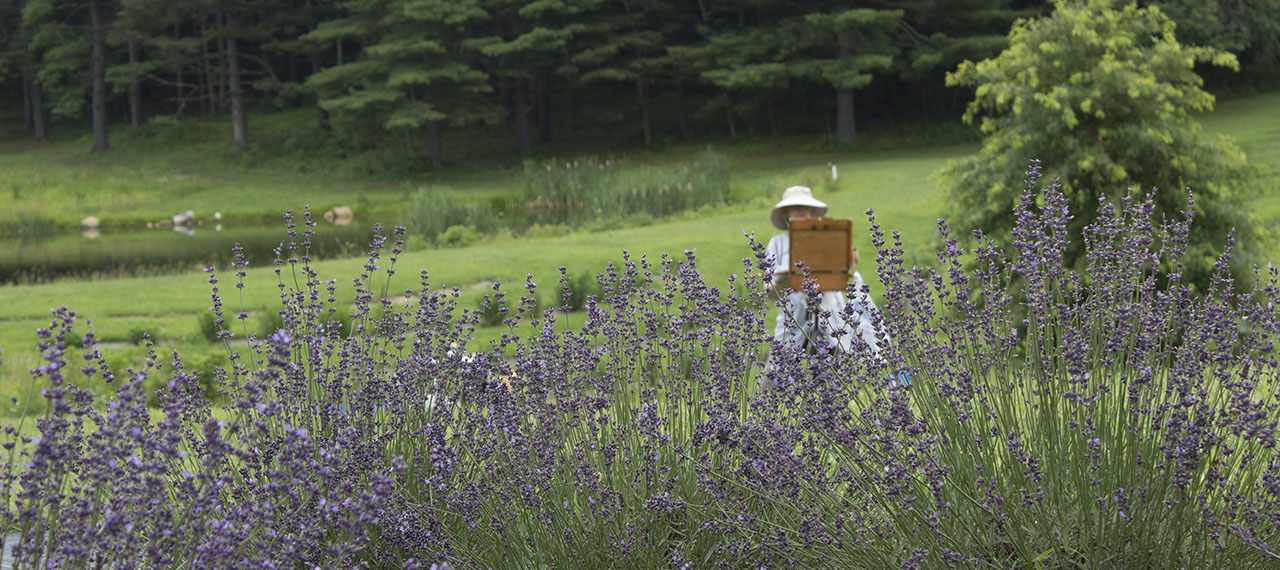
(2, 163), (1277, 568)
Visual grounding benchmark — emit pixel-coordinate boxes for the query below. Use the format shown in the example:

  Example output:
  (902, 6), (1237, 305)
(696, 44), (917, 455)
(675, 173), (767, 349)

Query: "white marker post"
(829, 162), (838, 181)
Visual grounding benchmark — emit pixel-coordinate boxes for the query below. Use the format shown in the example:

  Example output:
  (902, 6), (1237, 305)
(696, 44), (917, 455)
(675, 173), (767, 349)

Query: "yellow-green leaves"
(938, 0), (1261, 290)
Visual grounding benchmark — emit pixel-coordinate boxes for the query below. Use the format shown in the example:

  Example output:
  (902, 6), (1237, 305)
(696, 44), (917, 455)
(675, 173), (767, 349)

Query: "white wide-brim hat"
(770, 186), (828, 229)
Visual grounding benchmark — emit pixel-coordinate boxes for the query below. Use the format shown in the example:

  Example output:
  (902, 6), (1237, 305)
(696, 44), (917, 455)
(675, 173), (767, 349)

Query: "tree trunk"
(498, 76), (510, 117)
(567, 89), (576, 134)
(174, 21), (187, 119)
(403, 126), (415, 158)
(723, 92), (736, 139)
(22, 76), (32, 131)
(306, 0), (329, 131)
(312, 56), (329, 130)
(636, 80), (651, 146)
(89, 0), (110, 152)
(767, 99), (777, 136)
(514, 76), (532, 155)
(676, 83), (689, 140)
(225, 12), (247, 153)
(31, 82), (47, 143)
(200, 17), (214, 113)
(835, 87), (856, 143)
(537, 71), (551, 143)
(217, 33), (228, 114)
(835, 15), (857, 143)
(128, 37), (142, 129)
(427, 120), (442, 169)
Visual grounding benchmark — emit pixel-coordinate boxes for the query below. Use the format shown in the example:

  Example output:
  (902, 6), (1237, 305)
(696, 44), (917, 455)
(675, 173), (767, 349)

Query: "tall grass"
(522, 150), (730, 222)
(396, 187), (500, 241)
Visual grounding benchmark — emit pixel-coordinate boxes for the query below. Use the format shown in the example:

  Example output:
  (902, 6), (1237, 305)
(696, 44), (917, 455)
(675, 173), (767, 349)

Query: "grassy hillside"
(0, 91), (1275, 408)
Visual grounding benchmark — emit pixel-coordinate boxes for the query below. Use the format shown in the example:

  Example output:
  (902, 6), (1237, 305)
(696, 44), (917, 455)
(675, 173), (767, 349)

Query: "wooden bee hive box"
(786, 218), (852, 292)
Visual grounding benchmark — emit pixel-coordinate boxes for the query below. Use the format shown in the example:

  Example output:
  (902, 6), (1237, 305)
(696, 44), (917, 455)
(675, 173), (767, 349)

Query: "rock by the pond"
(172, 210), (195, 226)
(80, 216), (100, 228)
(324, 206), (354, 225)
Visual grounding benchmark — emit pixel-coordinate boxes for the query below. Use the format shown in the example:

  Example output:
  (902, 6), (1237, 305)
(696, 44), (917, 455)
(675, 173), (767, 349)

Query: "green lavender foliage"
(3, 169), (1278, 568)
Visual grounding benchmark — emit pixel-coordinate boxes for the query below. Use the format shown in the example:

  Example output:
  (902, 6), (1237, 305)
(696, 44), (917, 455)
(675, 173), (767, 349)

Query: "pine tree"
(110, 0), (174, 128)
(468, 0), (595, 154)
(306, 0), (497, 167)
(788, 4), (901, 142)
(23, 0), (91, 140)
(87, 0), (108, 150)
(22, 0), (114, 150)
(572, 0), (673, 145)
(0, 0), (36, 138)
(893, 0), (1036, 123)
(673, 1), (901, 141)
(257, 0), (341, 129)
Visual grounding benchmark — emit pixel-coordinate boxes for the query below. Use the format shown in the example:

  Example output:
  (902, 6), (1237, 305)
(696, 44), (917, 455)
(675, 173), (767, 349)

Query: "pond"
(0, 221), (387, 284)
(0, 204), (591, 285)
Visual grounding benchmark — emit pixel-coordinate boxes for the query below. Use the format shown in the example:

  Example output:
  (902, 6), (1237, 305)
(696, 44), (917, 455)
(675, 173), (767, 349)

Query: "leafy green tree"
(1147, 0), (1280, 70)
(942, 0), (1262, 288)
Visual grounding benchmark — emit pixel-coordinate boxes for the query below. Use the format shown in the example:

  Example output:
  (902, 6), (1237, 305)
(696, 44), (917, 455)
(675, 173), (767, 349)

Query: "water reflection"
(2, 200), (594, 284)
(0, 222), (382, 284)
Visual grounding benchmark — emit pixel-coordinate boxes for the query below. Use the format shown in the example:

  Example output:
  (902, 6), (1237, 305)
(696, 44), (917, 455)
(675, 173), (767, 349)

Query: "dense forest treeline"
(0, 0), (1277, 167)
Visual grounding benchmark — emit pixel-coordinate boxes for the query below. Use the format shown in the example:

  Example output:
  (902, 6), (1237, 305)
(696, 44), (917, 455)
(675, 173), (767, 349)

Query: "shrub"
(3, 171), (1279, 568)
(127, 325), (159, 346)
(258, 309), (286, 339)
(143, 348), (227, 407)
(794, 167), (841, 196)
(196, 311), (220, 344)
(522, 222), (572, 239)
(562, 270), (603, 312)
(322, 307), (354, 339)
(474, 294), (505, 328)
(942, 0), (1262, 289)
(436, 225), (481, 248)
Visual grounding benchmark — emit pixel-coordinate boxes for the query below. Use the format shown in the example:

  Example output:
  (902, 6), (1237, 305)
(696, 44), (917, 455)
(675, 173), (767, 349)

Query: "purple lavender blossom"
(3, 167), (1278, 569)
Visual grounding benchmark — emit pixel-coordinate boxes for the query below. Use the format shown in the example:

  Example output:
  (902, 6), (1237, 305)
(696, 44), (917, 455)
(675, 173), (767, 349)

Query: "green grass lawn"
(1201, 93), (1280, 224)
(0, 91), (1276, 408)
